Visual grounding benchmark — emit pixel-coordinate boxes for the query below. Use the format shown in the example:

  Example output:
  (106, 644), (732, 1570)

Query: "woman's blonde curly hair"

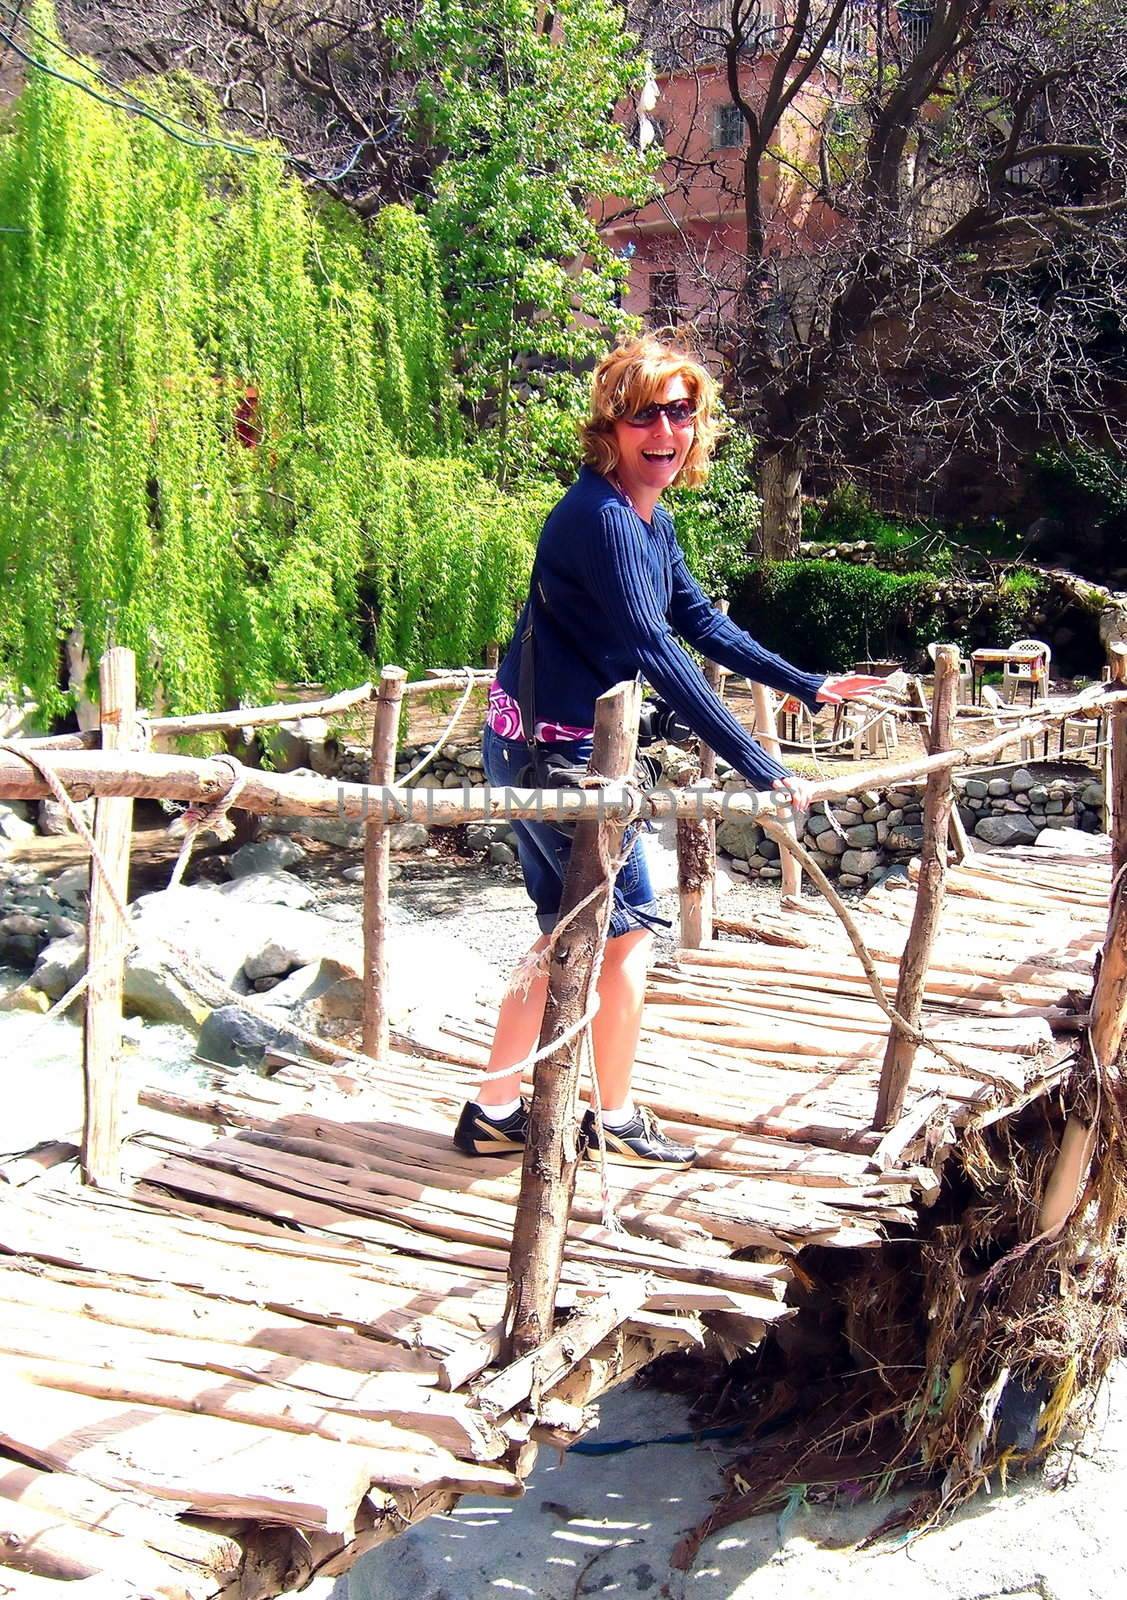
(579, 332), (722, 489)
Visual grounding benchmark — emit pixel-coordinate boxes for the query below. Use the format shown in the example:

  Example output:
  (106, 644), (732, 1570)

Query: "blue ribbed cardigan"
(495, 467), (826, 789)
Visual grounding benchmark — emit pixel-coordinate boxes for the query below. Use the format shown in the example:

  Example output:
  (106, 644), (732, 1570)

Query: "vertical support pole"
(750, 682), (802, 898)
(504, 680), (641, 1362)
(485, 641), (500, 672)
(362, 666), (407, 1061)
(678, 601), (728, 947)
(910, 675), (971, 862)
(873, 645), (960, 1130)
(82, 648), (137, 1190)
(1107, 646), (1127, 880)
(1089, 649), (1127, 1117)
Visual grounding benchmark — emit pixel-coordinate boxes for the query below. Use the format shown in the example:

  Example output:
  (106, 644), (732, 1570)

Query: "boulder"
(844, 824), (878, 848)
(50, 865), (91, 910)
(987, 777), (1011, 797)
(0, 809), (35, 843)
(1011, 768), (1036, 793)
(37, 797), (96, 836)
(964, 779), (989, 799)
(1081, 781), (1104, 808)
(715, 818), (762, 861)
(217, 871), (316, 910)
(488, 841), (517, 866)
(973, 815), (1039, 847)
(30, 934), (87, 1001)
(226, 836), (306, 879)
(123, 953), (211, 1028)
(196, 1005), (304, 1070)
(840, 848), (882, 876)
(0, 799), (32, 825)
(244, 939), (310, 983)
(389, 822), (430, 852)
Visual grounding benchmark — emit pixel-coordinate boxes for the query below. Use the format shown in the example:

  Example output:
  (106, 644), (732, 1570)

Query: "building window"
(896, 4), (935, 56)
(822, 0), (868, 58)
(648, 271), (681, 328)
(714, 102), (745, 148)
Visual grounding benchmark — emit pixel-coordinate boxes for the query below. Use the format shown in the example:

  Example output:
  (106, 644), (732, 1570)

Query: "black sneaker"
(453, 1099), (529, 1156)
(581, 1105), (697, 1168)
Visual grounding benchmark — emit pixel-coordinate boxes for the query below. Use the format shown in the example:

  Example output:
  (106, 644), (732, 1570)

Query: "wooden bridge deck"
(0, 838), (1109, 1598)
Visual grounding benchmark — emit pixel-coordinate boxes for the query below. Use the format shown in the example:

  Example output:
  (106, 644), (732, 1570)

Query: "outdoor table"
(970, 647), (1046, 706)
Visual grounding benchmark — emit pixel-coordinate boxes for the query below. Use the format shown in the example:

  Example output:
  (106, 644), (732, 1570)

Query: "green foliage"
(0, 8), (542, 721)
(1036, 444), (1127, 546)
(804, 485), (952, 572)
(399, 0), (658, 485)
(667, 429), (762, 598)
(993, 569), (1046, 643)
(733, 560), (945, 673)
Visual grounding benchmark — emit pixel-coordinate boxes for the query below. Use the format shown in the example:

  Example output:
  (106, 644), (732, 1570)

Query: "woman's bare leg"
(473, 928), (653, 1110)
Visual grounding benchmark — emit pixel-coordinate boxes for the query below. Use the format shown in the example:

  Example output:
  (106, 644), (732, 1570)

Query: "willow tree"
(0, 5), (547, 721)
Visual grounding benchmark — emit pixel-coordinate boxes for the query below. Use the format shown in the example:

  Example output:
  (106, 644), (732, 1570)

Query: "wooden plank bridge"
(0, 648), (1124, 1596)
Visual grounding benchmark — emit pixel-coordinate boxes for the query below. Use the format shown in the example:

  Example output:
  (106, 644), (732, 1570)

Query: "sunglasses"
(621, 398), (697, 428)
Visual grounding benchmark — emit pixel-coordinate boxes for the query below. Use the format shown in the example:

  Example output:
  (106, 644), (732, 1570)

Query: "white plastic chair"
(926, 642), (972, 703)
(1002, 639), (1051, 704)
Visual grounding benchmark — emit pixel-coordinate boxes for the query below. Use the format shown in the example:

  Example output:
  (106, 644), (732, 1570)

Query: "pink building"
(597, 5), (930, 342)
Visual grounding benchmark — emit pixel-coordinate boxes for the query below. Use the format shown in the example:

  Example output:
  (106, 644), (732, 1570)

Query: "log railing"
(4, 658), (1126, 1351)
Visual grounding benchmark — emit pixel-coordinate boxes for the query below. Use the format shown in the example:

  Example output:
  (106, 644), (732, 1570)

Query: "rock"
(443, 770), (464, 789)
(243, 939), (313, 983)
(123, 953), (211, 1028)
(50, 865), (91, 910)
(0, 810), (35, 843)
(862, 804), (889, 822)
(262, 958), (354, 1012)
(217, 871), (316, 910)
(974, 815), (1039, 846)
(760, 865), (781, 879)
(0, 982), (51, 1013)
(458, 747), (484, 770)
(314, 977), (365, 1021)
(964, 779), (989, 799)
(465, 825), (497, 852)
(196, 1005), (303, 1070)
(1028, 784), (1048, 804)
(389, 822), (430, 852)
(0, 799), (32, 824)
(37, 796), (95, 835)
(840, 848), (881, 875)
(1011, 768), (1036, 793)
(987, 777), (1011, 797)
(265, 722), (311, 773)
(1081, 782), (1105, 807)
(729, 856), (750, 875)
(489, 841), (517, 866)
(817, 832), (845, 855)
(227, 836), (306, 879)
(808, 850), (840, 871)
(806, 812), (834, 838)
(30, 934), (87, 1001)
(886, 808), (904, 826)
(844, 824), (878, 848)
(1045, 799), (1064, 814)
(837, 872), (864, 888)
(997, 799), (1023, 812)
(715, 818), (761, 861)
(843, 797), (863, 814)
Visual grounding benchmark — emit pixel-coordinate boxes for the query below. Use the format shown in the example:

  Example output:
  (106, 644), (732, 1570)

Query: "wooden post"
(503, 680), (641, 1362)
(362, 666), (407, 1061)
(750, 682), (802, 898)
(1088, 646), (1127, 1110)
(677, 603), (727, 947)
(1107, 645), (1127, 879)
(910, 675), (972, 863)
(81, 648), (137, 1189)
(484, 641), (500, 671)
(873, 645), (960, 1130)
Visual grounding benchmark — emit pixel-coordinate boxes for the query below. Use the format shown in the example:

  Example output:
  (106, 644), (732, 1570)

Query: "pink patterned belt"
(486, 680), (591, 743)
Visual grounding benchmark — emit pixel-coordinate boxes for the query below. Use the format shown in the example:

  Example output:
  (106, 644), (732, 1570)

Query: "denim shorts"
(482, 724), (659, 940)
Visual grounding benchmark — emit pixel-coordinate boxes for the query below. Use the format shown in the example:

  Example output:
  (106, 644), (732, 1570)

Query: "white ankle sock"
(601, 1100), (636, 1131)
(475, 1097), (521, 1121)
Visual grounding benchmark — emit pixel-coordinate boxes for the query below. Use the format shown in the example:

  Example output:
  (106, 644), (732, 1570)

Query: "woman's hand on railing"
(772, 774), (814, 815)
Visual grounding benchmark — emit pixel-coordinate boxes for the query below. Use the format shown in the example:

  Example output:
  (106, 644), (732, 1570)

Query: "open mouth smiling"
(641, 449), (677, 462)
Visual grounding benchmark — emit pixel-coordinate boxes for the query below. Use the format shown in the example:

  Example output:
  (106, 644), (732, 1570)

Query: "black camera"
(637, 697), (694, 747)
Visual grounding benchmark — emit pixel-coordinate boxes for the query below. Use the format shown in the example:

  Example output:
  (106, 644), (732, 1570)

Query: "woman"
(453, 335), (882, 1168)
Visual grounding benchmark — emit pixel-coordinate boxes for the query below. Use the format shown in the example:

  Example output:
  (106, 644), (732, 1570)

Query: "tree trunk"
(759, 442), (805, 560)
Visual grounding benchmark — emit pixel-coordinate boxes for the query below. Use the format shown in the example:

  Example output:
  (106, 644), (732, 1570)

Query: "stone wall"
(715, 765), (1104, 888)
